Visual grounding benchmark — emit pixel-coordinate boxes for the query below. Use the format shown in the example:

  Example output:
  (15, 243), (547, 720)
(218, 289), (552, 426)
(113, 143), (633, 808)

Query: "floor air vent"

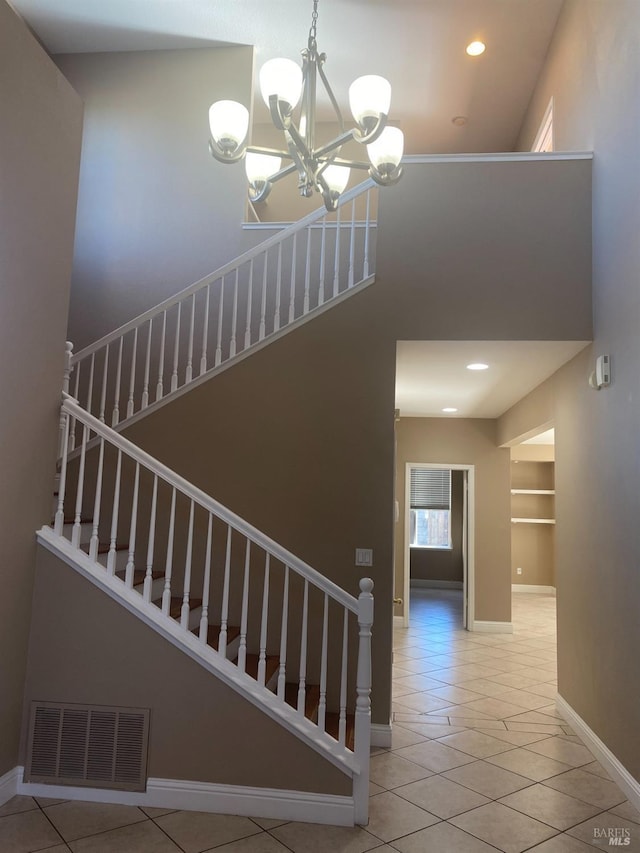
(25, 702), (150, 792)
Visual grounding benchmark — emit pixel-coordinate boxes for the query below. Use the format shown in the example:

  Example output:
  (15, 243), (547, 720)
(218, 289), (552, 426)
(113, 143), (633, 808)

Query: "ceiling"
(395, 342), (589, 419)
(10, 0), (565, 154)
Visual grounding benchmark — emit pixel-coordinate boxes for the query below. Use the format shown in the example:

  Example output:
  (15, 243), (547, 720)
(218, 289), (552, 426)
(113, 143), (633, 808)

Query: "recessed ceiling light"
(466, 41), (486, 56)
(442, 407), (458, 413)
(466, 362), (489, 370)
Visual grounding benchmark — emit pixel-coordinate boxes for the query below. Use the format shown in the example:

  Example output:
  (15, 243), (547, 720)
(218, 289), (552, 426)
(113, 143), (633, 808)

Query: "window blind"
(410, 469), (451, 510)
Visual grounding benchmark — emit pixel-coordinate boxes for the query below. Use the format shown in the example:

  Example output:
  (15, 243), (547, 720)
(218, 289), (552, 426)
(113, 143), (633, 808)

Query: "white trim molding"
(556, 695), (640, 812)
(0, 766), (20, 806)
(403, 151), (593, 164)
(370, 724), (392, 749)
(512, 585), (556, 595)
(17, 770), (356, 826)
(471, 621), (514, 634)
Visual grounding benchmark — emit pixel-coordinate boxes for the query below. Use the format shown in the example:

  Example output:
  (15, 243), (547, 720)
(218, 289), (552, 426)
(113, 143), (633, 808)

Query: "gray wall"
(55, 46), (254, 350)
(22, 548), (350, 794)
(410, 470), (464, 584)
(0, 0), (83, 777)
(516, 0), (640, 782)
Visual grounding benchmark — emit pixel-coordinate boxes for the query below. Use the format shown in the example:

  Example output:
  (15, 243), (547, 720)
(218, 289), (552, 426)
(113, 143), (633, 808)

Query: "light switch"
(355, 548), (373, 567)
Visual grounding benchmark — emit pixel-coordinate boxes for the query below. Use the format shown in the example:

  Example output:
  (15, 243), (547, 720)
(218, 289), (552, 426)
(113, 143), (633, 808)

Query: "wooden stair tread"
(242, 653), (279, 683)
(325, 711), (356, 751)
(98, 543), (130, 554)
(115, 568), (163, 586)
(284, 682), (320, 720)
(191, 624), (240, 651)
(153, 596), (203, 619)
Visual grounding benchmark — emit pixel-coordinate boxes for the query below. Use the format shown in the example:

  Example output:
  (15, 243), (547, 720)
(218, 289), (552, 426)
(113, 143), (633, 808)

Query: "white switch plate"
(355, 548), (373, 567)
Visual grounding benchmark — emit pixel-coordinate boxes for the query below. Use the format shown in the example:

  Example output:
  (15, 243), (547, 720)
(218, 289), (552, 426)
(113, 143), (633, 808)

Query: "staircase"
(36, 180), (378, 826)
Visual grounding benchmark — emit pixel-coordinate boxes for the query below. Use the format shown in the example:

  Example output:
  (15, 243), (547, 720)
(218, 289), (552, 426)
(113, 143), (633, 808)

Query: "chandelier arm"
(318, 156), (371, 171)
(369, 164), (404, 186)
(352, 113), (388, 145)
(312, 130), (357, 161)
(209, 138), (247, 164)
(317, 57), (345, 134)
(268, 95), (293, 132)
(246, 145), (293, 160)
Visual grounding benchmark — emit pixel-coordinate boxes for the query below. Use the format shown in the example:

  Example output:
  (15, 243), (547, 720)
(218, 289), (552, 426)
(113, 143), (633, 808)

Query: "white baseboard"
(471, 620), (514, 634)
(512, 584), (556, 594)
(556, 695), (640, 813)
(410, 580), (463, 590)
(370, 724), (392, 748)
(0, 766), (20, 806)
(17, 768), (355, 825)
(393, 615), (406, 628)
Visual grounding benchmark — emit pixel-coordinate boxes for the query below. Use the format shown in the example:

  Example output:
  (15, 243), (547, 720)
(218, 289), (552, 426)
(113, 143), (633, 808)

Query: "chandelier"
(207, 0), (404, 212)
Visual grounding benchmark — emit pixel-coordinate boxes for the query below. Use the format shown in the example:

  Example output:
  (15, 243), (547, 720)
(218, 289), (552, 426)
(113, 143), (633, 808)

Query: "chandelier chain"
(309, 0), (319, 48)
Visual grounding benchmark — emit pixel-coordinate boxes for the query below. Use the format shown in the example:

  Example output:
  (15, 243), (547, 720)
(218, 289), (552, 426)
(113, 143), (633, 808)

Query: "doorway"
(402, 462), (475, 630)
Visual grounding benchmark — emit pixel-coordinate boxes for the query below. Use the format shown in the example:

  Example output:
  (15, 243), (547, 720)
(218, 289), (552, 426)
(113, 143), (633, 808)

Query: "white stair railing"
(49, 393), (373, 820)
(69, 181), (377, 430)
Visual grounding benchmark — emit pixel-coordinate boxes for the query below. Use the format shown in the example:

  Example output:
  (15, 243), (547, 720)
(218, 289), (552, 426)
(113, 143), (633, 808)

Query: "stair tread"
(153, 595), (203, 619)
(191, 624), (240, 651)
(116, 568), (163, 586)
(325, 711), (356, 751)
(242, 652), (279, 683)
(98, 543), (130, 554)
(284, 682), (320, 720)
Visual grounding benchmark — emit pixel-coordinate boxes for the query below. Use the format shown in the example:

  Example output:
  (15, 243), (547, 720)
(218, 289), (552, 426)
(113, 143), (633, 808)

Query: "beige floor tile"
(388, 725), (427, 750)
(543, 769), (627, 809)
(394, 674), (452, 692)
(443, 759), (533, 798)
(499, 783), (603, 829)
(390, 692), (454, 713)
(483, 672), (547, 690)
(37, 846), (71, 853)
(370, 782), (385, 796)
(394, 740), (477, 773)
(392, 658), (447, 674)
(610, 801), (640, 825)
(0, 808), (64, 853)
(566, 812), (639, 850)
(485, 747), (573, 781)
(523, 834), (599, 852)
(429, 664), (505, 684)
(393, 722), (467, 739)
(369, 752), (434, 789)
(155, 811), (261, 853)
(44, 801), (147, 843)
(459, 697), (530, 719)
(429, 705), (496, 720)
(525, 683), (558, 700)
(477, 729), (551, 747)
(505, 711), (566, 727)
(249, 817), (289, 830)
(449, 801), (558, 853)
(68, 819), (182, 852)
(0, 795), (38, 817)
(34, 797), (70, 807)
(365, 791), (439, 843)
(494, 690), (557, 711)
(505, 722), (566, 736)
(394, 774), (490, 818)
(140, 806), (178, 818)
(525, 738), (594, 768)
(211, 834), (293, 852)
(392, 684), (420, 698)
(390, 820), (500, 852)
(437, 729), (517, 758)
(425, 685), (489, 705)
(454, 679), (514, 698)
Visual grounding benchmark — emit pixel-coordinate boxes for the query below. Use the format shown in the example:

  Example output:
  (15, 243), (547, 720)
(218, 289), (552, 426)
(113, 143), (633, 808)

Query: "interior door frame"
(403, 462), (476, 630)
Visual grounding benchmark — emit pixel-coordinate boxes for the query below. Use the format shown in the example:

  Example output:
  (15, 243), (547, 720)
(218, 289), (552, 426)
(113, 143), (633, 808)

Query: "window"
(409, 468), (451, 549)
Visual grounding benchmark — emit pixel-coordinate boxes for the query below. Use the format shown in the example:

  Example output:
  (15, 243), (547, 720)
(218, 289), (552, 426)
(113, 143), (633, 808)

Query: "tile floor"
(2, 590), (639, 852)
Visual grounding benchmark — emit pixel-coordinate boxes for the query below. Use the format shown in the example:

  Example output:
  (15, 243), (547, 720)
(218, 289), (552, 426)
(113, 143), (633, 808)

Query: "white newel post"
(353, 577), (373, 826)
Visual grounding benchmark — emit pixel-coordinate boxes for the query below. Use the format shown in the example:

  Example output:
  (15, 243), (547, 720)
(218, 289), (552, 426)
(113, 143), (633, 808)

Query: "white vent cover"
(25, 702), (150, 791)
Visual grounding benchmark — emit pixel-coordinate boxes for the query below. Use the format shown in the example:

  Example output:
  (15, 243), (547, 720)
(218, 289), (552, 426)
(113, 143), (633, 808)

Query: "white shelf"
(511, 489), (555, 495)
(511, 517), (556, 524)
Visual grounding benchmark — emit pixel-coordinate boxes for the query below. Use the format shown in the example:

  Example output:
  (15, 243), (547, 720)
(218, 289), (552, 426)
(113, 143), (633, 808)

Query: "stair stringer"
(36, 526), (360, 781)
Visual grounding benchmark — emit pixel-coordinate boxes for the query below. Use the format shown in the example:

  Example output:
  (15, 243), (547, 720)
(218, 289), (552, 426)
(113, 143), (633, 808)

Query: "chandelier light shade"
(207, 0), (403, 211)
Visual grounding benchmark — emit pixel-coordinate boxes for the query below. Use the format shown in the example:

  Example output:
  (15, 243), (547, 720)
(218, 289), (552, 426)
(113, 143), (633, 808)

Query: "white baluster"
(162, 488), (177, 614)
(98, 344), (109, 423)
(171, 303), (181, 392)
(354, 578), (374, 825)
(338, 608), (348, 746)
(88, 437), (105, 562)
(112, 337), (123, 426)
(257, 552), (270, 686)
(69, 361), (80, 449)
(62, 341), (73, 394)
(238, 539), (250, 672)
(363, 189), (371, 279)
(318, 593), (329, 732)
(230, 269), (239, 357)
(244, 260), (253, 350)
(348, 198), (356, 288)
(289, 233), (297, 323)
(199, 513), (213, 643)
(126, 327), (138, 418)
(303, 228), (311, 314)
(318, 216), (327, 305)
(143, 475), (158, 601)
(185, 294), (195, 384)
(274, 243), (282, 332)
(106, 449), (122, 575)
(297, 579), (309, 714)
(215, 277), (224, 366)
(71, 422), (89, 549)
(54, 410), (70, 535)
(125, 462), (140, 587)
(156, 311), (167, 401)
(59, 342), (73, 457)
(180, 500), (195, 629)
(218, 525), (232, 657)
(200, 284), (210, 376)
(277, 565), (289, 700)
(142, 319), (152, 409)
(333, 203), (341, 297)
(259, 251), (267, 341)
(86, 353), (95, 416)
